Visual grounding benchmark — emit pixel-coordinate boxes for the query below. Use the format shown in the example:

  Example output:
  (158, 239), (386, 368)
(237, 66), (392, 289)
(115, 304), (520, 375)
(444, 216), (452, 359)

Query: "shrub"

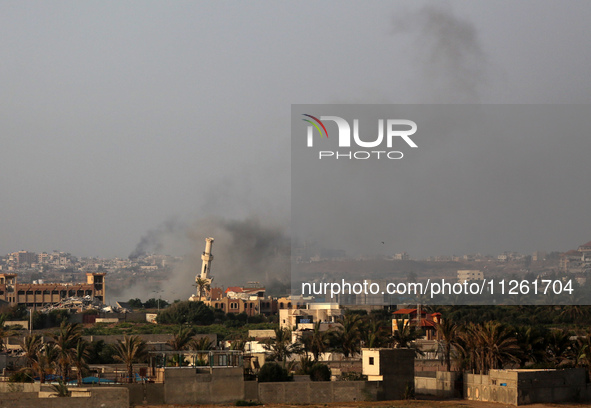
(156, 301), (214, 325)
(8, 372), (34, 383)
(309, 363), (331, 381)
(339, 371), (367, 381)
(258, 362), (291, 382)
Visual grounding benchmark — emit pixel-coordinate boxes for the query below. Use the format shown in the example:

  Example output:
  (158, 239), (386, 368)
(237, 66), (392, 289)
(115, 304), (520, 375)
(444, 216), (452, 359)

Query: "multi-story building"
(457, 270), (484, 283)
(0, 272), (106, 308)
(12, 250), (37, 266)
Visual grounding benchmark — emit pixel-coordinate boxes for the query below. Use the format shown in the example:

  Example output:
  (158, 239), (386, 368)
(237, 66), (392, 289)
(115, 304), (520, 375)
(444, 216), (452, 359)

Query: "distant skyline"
(2, 2), (591, 259)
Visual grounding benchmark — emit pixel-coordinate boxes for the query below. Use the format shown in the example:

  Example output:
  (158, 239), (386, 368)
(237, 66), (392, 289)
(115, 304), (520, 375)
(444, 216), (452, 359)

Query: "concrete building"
(362, 348), (415, 399)
(0, 272), (106, 307)
(12, 250), (37, 266)
(457, 270), (484, 283)
(279, 302), (342, 331)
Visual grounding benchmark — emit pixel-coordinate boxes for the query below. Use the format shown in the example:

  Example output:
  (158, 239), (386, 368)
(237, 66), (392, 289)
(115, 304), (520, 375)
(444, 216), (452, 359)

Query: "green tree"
(52, 322), (82, 381)
(19, 334), (42, 369)
(436, 319), (459, 371)
(156, 301), (214, 325)
(32, 343), (58, 384)
(167, 326), (196, 350)
(263, 327), (303, 367)
(189, 336), (215, 365)
(72, 339), (90, 387)
(335, 314), (362, 358)
(112, 335), (148, 383)
(195, 277), (211, 301)
(392, 319), (422, 350)
(303, 322), (329, 361)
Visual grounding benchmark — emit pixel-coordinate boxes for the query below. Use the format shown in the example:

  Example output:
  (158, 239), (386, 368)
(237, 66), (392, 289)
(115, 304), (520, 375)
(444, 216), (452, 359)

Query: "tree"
(32, 343), (58, 384)
(263, 327), (303, 367)
(167, 326), (196, 351)
(19, 334), (42, 369)
(456, 321), (521, 374)
(477, 321), (521, 371)
(515, 326), (546, 367)
(546, 329), (573, 366)
(52, 322), (82, 381)
(72, 339), (90, 387)
(363, 318), (389, 349)
(194, 277), (211, 301)
(335, 314), (362, 358)
(189, 336), (215, 365)
(303, 322), (329, 361)
(156, 301), (214, 325)
(392, 319), (422, 350)
(436, 319), (459, 371)
(112, 335), (148, 383)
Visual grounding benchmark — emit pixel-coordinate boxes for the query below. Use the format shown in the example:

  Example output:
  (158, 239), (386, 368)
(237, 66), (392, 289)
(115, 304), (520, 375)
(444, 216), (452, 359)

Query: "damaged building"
(0, 272), (106, 308)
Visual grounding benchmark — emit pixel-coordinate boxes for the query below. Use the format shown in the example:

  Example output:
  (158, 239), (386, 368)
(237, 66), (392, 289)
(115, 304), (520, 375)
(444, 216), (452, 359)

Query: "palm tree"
(19, 334), (43, 369)
(457, 322), (521, 374)
(456, 323), (480, 373)
(72, 339), (90, 387)
(195, 277), (211, 301)
(166, 326), (196, 367)
(303, 321), (329, 361)
(392, 319), (422, 350)
(436, 319), (459, 371)
(515, 326), (546, 367)
(189, 336), (215, 365)
(112, 335), (148, 383)
(33, 343), (58, 384)
(263, 327), (303, 367)
(575, 331), (591, 377)
(363, 318), (389, 349)
(168, 326), (196, 350)
(52, 322), (82, 381)
(477, 321), (521, 371)
(335, 314), (362, 358)
(546, 329), (573, 366)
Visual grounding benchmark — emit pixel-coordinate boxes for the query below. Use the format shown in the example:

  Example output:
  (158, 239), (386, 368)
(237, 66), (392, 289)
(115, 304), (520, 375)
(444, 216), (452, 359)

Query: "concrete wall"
(465, 372), (519, 405)
(0, 382), (40, 393)
(118, 383), (165, 406)
(162, 367), (245, 404)
(465, 369), (591, 406)
(415, 371), (461, 398)
(258, 381), (377, 404)
(0, 387), (128, 408)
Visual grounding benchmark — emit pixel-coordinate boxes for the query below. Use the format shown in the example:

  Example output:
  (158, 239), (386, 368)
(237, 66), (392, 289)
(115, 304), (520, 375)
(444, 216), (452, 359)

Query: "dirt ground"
(135, 399), (591, 408)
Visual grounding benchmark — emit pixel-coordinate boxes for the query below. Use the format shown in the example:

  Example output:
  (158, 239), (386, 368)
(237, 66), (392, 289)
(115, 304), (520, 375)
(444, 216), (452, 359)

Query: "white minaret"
(189, 237), (214, 301)
(200, 237), (214, 281)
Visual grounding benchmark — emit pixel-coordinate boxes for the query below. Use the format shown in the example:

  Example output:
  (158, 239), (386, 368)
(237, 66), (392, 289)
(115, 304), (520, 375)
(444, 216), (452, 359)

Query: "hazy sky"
(1, 1), (591, 258)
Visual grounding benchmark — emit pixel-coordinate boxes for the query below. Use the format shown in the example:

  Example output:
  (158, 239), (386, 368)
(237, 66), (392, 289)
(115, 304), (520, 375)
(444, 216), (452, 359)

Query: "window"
(369, 357), (374, 365)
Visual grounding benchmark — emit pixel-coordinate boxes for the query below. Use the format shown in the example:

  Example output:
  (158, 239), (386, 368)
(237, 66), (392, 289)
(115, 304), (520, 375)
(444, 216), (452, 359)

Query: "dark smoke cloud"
(128, 218), (184, 259)
(125, 216), (290, 300)
(393, 5), (489, 102)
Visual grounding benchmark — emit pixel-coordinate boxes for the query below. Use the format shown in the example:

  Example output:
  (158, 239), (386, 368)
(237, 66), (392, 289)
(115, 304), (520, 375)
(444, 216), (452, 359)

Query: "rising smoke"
(393, 5), (489, 103)
(115, 216), (290, 302)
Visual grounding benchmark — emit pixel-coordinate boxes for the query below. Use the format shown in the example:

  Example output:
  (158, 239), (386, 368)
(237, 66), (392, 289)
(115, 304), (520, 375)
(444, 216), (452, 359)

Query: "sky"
(1, 1), (591, 260)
